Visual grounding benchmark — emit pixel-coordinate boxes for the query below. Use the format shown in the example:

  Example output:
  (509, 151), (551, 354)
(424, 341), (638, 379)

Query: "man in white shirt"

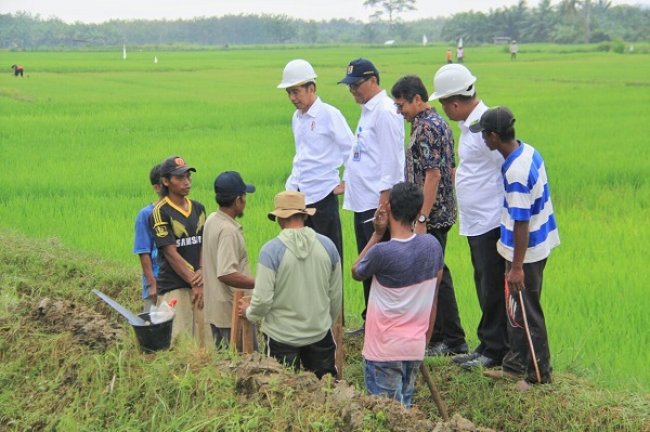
(429, 64), (509, 369)
(338, 58), (405, 335)
(277, 59), (354, 266)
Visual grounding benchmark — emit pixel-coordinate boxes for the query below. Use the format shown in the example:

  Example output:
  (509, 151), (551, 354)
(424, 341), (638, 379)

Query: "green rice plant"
(0, 44), (648, 393)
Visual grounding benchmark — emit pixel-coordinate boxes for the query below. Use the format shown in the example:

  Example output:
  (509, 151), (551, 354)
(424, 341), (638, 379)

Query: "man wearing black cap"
(150, 156), (206, 342)
(470, 106), (559, 388)
(202, 171), (256, 349)
(338, 58), (405, 336)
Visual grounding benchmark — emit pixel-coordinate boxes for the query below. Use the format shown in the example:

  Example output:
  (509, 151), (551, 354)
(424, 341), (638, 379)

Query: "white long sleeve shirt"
(343, 90), (405, 213)
(455, 101), (505, 236)
(285, 97), (354, 205)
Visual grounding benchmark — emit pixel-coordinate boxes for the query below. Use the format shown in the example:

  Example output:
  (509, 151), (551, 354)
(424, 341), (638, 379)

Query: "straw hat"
(267, 191), (316, 221)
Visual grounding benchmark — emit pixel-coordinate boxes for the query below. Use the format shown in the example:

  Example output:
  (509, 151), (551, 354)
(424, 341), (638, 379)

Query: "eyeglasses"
(394, 100), (410, 111)
(348, 77), (370, 90)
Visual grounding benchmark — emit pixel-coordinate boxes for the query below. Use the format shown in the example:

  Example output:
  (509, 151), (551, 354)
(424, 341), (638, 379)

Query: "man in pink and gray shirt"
(352, 182), (443, 407)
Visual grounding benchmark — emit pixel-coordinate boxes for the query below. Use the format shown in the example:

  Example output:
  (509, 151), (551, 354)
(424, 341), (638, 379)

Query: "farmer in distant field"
(391, 75), (468, 358)
(133, 163), (162, 313)
(456, 46), (465, 64)
(470, 106), (559, 389)
(429, 64), (509, 369)
(338, 58), (405, 337)
(202, 171), (256, 350)
(445, 49), (453, 64)
(238, 191), (342, 379)
(510, 40), (519, 61)
(11, 64), (24, 77)
(352, 182), (443, 407)
(150, 155), (206, 341)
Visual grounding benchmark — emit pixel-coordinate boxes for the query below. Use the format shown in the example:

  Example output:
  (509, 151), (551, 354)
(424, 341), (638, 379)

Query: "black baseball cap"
(338, 58), (379, 85)
(160, 156), (196, 177)
(213, 171), (255, 199)
(469, 106), (516, 135)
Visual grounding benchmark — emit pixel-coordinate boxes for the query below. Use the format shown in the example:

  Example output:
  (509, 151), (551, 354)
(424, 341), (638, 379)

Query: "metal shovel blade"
(93, 289), (147, 326)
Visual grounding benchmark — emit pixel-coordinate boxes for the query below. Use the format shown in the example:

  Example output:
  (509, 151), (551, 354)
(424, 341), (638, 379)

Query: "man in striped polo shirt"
(470, 106), (559, 388)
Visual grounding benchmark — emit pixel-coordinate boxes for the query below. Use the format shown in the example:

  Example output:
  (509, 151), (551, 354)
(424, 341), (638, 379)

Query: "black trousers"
(306, 192), (344, 324)
(429, 227), (467, 347)
(467, 227), (509, 361)
(264, 331), (337, 379)
(306, 192), (343, 261)
(353, 209), (390, 321)
(502, 259), (552, 383)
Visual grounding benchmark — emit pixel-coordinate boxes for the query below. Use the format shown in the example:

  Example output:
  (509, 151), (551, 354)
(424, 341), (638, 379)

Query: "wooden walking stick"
(230, 290), (244, 351)
(419, 363), (449, 421)
(332, 307), (344, 380)
(241, 295), (255, 354)
(419, 284), (448, 420)
(517, 289), (542, 384)
(506, 280), (542, 384)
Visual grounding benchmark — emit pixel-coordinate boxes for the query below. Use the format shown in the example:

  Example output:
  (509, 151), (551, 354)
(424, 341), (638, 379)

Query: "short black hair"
(492, 126), (516, 141)
(391, 75), (428, 103)
(439, 92), (476, 104)
(149, 163), (162, 186)
(302, 81), (316, 91)
(389, 182), (423, 225)
(216, 195), (237, 208)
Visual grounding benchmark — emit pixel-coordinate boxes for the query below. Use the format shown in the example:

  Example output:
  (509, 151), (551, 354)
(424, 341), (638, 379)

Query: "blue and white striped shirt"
(497, 142), (560, 263)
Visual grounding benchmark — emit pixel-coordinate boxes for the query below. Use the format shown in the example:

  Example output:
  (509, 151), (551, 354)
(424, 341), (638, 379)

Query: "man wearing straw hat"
(238, 191), (342, 379)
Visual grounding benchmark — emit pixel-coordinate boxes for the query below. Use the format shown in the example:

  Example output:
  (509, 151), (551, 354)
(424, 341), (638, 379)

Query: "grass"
(0, 230), (648, 431)
(0, 44), (649, 395)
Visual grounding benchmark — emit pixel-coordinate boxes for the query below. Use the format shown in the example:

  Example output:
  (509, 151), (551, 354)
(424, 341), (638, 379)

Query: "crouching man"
(238, 191), (342, 379)
(352, 182), (443, 407)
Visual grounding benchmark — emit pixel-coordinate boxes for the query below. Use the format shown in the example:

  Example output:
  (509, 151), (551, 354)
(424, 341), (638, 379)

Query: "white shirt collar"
(362, 90), (387, 111)
(460, 100), (487, 130)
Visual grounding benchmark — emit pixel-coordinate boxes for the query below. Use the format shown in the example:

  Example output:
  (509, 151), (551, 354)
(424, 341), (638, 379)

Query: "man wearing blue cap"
(202, 171), (256, 349)
(338, 58), (405, 336)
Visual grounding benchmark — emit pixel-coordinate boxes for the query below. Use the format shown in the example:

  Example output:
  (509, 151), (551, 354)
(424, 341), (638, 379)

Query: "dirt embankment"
(28, 297), (492, 431)
(32, 297), (121, 351)
(233, 353), (493, 432)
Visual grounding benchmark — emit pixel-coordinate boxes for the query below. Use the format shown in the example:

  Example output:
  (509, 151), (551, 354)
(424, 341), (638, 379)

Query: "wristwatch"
(417, 214), (429, 224)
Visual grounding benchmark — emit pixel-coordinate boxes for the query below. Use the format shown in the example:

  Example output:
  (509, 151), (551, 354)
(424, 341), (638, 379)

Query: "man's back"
(247, 227), (342, 346)
(355, 234), (443, 361)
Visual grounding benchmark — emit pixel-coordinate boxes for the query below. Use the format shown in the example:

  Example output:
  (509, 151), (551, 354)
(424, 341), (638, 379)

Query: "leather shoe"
(452, 351), (481, 364)
(425, 342), (469, 357)
(459, 354), (500, 370)
(345, 324), (365, 337)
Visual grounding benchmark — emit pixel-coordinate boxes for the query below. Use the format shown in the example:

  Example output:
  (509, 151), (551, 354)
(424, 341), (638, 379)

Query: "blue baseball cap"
(213, 171), (255, 199)
(338, 58), (379, 85)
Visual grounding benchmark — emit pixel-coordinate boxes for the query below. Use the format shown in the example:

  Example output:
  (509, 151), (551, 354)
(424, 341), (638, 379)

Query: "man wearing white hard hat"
(277, 59), (354, 273)
(429, 64), (509, 370)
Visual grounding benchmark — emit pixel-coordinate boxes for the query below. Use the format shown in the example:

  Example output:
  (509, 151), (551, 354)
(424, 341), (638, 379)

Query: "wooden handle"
(230, 291), (244, 351)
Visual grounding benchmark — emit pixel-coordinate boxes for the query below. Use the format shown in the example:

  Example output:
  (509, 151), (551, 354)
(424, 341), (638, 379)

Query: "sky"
(2, 0), (647, 23)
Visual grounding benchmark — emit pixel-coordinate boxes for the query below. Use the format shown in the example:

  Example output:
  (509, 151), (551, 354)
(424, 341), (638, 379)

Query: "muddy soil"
(31, 297), (121, 351)
(232, 353), (494, 432)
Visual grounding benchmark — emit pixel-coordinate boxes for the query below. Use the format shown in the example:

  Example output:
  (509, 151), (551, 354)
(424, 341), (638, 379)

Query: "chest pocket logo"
(154, 223), (168, 238)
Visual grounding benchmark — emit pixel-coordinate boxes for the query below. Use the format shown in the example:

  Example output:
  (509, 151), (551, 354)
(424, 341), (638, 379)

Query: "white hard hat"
(277, 59), (317, 89)
(428, 64), (477, 101)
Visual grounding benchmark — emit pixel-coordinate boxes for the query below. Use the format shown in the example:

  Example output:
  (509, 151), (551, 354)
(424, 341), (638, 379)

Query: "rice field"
(1, 44), (648, 392)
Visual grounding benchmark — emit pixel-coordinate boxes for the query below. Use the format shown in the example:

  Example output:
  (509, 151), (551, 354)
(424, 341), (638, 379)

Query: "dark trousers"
(306, 192), (343, 261)
(264, 331), (337, 379)
(306, 192), (344, 323)
(502, 259), (552, 383)
(353, 209), (390, 321)
(467, 228), (509, 361)
(429, 227), (467, 347)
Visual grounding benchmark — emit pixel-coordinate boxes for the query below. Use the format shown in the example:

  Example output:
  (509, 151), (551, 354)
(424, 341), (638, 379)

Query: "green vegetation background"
(1, 44), (648, 399)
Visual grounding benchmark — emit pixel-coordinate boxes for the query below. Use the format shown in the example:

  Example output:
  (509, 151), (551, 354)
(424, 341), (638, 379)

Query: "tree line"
(1, 0), (648, 50)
